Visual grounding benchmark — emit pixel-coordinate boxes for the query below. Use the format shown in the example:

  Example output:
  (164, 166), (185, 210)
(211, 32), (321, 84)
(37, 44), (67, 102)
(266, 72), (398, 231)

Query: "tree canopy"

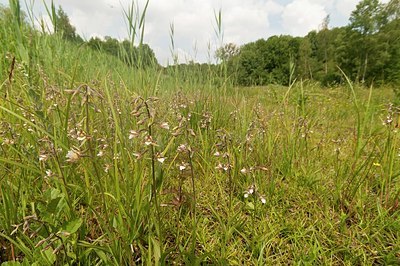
(223, 0), (400, 87)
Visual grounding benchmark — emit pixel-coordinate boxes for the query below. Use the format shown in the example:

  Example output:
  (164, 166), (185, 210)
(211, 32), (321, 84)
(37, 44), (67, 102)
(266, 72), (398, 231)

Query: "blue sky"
(0, 0), (390, 65)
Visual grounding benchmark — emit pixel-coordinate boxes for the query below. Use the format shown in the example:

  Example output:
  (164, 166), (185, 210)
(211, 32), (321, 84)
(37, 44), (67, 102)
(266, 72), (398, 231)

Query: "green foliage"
(215, 43), (240, 63)
(223, 0), (400, 88)
(235, 36), (300, 86)
(349, 0), (385, 34)
(87, 37), (158, 68)
(55, 6), (82, 43)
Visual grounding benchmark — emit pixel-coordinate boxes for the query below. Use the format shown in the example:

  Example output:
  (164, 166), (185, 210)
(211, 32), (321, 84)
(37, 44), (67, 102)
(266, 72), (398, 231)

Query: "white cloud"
(143, 0), (285, 64)
(0, 0), (379, 65)
(219, 0), (284, 43)
(335, 0), (360, 18)
(282, 0), (327, 36)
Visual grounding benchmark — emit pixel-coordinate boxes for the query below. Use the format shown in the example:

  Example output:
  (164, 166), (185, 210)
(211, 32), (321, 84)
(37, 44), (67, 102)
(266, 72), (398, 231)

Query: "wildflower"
(76, 130), (87, 141)
(104, 164), (111, 173)
(156, 153), (167, 164)
(177, 144), (188, 153)
(373, 162), (381, 167)
(132, 152), (142, 160)
(171, 128), (182, 137)
(214, 151), (221, 157)
(240, 168), (248, 174)
(260, 196), (266, 204)
(187, 128), (196, 136)
(39, 150), (49, 162)
(383, 115), (393, 126)
(45, 169), (53, 177)
(97, 150), (104, 157)
(248, 185), (255, 195)
(215, 163), (224, 170)
(66, 149), (80, 163)
(157, 157), (166, 164)
(200, 111), (213, 129)
(178, 162), (189, 171)
(215, 163), (231, 172)
(160, 122), (170, 130)
(144, 135), (157, 146)
(39, 154), (49, 162)
(137, 118), (147, 125)
(129, 130), (139, 140)
(244, 192), (249, 198)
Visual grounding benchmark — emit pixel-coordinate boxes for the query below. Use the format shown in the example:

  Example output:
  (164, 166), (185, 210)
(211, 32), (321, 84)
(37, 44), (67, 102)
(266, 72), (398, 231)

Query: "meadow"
(1, 2), (400, 265)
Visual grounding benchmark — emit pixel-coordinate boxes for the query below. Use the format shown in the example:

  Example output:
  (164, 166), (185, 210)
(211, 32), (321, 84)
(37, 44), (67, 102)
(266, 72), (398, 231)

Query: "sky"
(0, 0), (390, 65)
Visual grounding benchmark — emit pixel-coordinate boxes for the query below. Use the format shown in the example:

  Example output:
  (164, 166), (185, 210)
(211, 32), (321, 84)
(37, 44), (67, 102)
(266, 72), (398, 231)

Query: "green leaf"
(62, 218), (83, 234)
(46, 197), (62, 214)
(151, 237), (161, 265)
(246, 202), (255, 210)
(2, 262), (23, 266)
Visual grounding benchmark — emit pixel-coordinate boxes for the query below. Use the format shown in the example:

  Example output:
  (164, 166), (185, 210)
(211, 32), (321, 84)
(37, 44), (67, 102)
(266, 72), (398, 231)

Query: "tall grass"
(0, 1), (399, 265)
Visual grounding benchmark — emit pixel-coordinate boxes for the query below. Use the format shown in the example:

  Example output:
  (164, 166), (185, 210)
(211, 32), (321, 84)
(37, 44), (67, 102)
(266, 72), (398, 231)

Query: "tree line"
(52, 6), (158, 68)
(2, 1), (398, 86)
(217, 0), (400, 87)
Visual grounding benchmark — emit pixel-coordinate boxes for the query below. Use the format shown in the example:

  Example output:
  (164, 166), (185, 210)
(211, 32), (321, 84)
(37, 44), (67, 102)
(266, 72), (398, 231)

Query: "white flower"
(97, 150), (104, 157)
(157, 156), (166, 164)
(39, 154), (49, 162)
(240, 168), (248, 174)
(2, 138), (15, 145)
(178, 162), (189, 171)
(144, 135), (157, 146)
(215, 163), (224, 170)
(187, 128), (196, 136)
(214, 151), (221, 157)
(104, 164), (111, 173)
(133, 152), (142, 160)
(248, 187), (254, 194)
(129, 130), (139, 140)
(260, 196), (266, 204)
(244, 192), (249, 198)
(160, 122), (170, 130)
(45, 169), (53, 177)
(66, 149), (80, 163)
(76, 130), (86, 141)
(177, 144), (188, 153)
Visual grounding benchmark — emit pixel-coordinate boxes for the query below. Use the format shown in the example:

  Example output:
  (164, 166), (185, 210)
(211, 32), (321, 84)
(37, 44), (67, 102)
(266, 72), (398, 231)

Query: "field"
(1, 3), (400, 265)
